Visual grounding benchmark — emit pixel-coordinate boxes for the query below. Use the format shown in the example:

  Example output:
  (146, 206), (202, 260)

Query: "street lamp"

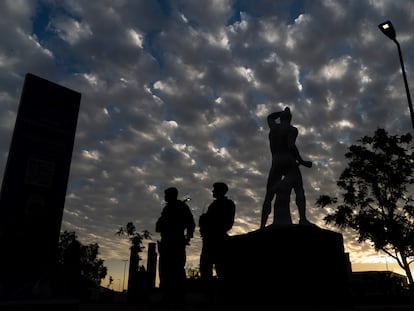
(378, 20), (414, 131)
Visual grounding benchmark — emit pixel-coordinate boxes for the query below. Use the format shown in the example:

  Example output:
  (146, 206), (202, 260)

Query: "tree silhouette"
(316, 128), (414, 287)
(57, 230), (107, 298)
(116, 222), (151, 254)
(116, 222), (152, 302)
(81, 242), (108, 286)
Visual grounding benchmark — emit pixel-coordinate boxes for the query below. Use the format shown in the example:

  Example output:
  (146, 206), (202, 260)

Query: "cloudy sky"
(1, 0), (413, 289)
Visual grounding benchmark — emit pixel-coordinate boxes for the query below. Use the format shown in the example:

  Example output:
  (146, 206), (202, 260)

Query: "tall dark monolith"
(0, 73), (81, 300)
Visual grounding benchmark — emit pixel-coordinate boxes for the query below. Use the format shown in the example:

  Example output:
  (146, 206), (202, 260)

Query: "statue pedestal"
(221, 224), (351, 307)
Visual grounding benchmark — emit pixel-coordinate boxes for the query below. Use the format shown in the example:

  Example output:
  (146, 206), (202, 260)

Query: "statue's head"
(280, 107), (292, 123)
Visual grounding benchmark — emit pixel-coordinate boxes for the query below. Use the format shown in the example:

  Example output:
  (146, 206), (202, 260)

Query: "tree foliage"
(57, 230), (107, 287)
(316, 128), (414, 286)
(116, 222), (151, 256)
(116, 222), (152, 301)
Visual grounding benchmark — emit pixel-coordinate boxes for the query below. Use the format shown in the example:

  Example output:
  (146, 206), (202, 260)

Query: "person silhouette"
(199, 182), (236, 283)
(155, 187), (195, 303)
(260, 107), (312, 228)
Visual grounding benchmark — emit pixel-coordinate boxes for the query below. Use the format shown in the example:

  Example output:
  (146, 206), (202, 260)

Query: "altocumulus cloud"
(0, 0), (412, 283)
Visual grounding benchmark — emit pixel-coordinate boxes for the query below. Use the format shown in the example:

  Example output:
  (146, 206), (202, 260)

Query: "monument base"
(220, 224), (351, 307)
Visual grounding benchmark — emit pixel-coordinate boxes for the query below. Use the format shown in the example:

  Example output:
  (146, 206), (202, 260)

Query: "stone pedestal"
(220, 224), (351, 307)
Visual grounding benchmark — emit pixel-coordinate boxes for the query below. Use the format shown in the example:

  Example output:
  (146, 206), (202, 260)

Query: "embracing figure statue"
(260, 107), (313, 228)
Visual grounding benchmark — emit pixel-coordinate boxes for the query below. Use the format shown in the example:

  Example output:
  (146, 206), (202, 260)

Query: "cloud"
(0, 0), (413, 284)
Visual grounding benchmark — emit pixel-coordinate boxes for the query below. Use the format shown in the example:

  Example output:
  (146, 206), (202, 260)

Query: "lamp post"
(378, 20), (414, 131)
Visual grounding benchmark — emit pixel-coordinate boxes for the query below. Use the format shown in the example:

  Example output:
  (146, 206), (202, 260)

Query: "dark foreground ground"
(77, 303), (414, 311)
(1, 289), (413, 310)
(1, 300), (414, 311)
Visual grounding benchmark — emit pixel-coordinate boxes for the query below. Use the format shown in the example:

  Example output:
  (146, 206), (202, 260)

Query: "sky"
(0, 0), (413, 291)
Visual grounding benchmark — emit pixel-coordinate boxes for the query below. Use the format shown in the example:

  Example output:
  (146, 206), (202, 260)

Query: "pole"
(122, 259), (128, 291)
(393, 38), (414, 131)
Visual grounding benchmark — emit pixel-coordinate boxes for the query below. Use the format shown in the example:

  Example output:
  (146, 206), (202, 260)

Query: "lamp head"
(378, 20), (396, 41)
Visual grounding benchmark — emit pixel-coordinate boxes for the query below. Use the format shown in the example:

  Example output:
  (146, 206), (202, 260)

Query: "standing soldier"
(199, 182), (236, 282)
(155, 187), (195, 304)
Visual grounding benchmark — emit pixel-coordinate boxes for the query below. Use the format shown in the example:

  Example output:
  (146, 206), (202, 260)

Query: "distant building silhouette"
(350, 271), (408, 298)
(147, 242), (157, 289)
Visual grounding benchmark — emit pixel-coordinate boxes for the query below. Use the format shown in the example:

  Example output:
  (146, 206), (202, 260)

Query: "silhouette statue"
(155, 187), (195, 303)
(260, 107), (312, 228)
(199, 182), (236, 281)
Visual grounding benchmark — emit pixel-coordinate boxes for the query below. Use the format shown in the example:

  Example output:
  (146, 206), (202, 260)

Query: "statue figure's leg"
(273, 177), (292, 225)
(261, 164), (281, 229)
(295, 186), (310, 224)
(292, 168), (312, 225)
(260, 200), (272, 229)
